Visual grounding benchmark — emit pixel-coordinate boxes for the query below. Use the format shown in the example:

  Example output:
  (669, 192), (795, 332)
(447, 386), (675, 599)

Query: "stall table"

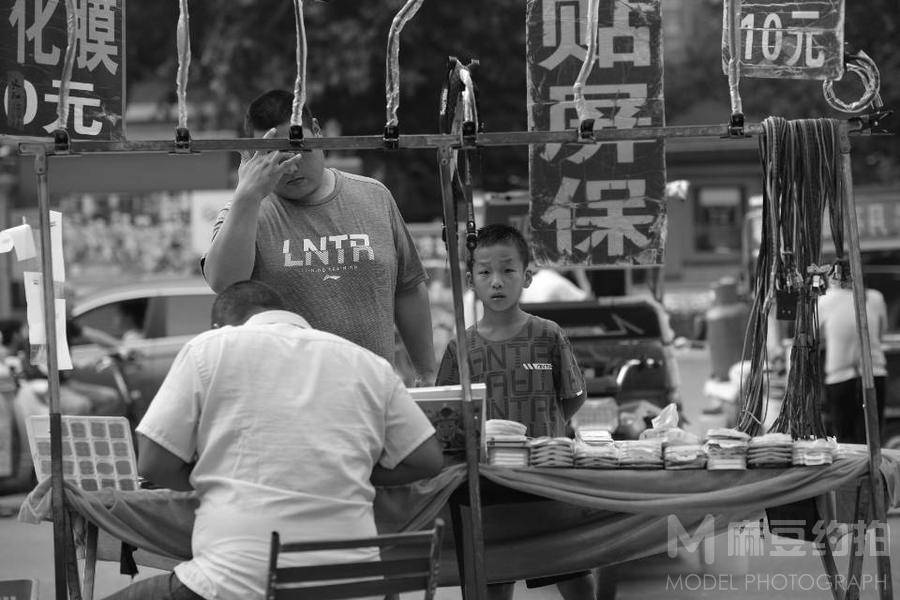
(18, 451), (900, 597)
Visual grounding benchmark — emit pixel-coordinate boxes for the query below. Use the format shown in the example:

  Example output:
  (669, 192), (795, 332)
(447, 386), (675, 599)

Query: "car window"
(160, 294), (216, 338)
(72, 298), (149, 343)
(521, 302), (664, 339)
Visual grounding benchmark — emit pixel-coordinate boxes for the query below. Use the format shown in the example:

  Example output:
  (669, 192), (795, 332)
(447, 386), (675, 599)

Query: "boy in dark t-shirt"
(436, 224), (593, 600)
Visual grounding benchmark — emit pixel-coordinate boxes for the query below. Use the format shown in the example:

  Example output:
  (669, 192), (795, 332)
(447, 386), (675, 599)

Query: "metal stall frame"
(10, 114), (892, 600)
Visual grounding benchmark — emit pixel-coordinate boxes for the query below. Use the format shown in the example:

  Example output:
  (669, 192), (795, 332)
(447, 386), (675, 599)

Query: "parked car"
(67, 277), (215, 424)
(522, 296), (682, 437)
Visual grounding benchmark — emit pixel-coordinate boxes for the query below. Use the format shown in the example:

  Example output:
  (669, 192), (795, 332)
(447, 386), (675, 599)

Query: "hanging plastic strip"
(56, 0), (78, 133)
(385, 0), (425, 129)
(291, 0), (308, 130)
(573, 0), (600, 125)
(457, 66), (478, 130)
(723, 0), (744, 118)
(822, 49), (881, 114)
(175, 0), (191, 131)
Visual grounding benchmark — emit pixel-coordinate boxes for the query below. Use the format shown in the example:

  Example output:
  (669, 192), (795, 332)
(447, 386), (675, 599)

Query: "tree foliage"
(125, 0), (898, 221)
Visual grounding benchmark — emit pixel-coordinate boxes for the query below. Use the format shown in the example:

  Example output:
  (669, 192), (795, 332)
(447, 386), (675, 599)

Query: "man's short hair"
(211, 280), (287, 328)
(243, 89), (314, 135)
(470, 223), (531, 270)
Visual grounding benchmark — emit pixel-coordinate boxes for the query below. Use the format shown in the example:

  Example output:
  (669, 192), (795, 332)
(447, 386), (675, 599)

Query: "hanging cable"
(736, 116), (785, 436)
(175, 0), (191, 131)
(290, 0), (308, 143)
(53, 0), (77, 148)
(573, 0), (600, 125)
(823, 49), (882, 114)
(385, 0), (425, 130)
(723, 0), (744, 127)
(438, 58), (482, 258)
(761, 119), (841, 440)
(173, 0), (192, 151)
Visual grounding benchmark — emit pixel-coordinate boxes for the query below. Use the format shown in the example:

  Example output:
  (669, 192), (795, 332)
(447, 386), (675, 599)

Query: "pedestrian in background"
(818, 259), (888, 443)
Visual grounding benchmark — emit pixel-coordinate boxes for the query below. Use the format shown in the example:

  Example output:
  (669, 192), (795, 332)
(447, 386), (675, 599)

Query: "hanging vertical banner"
(526, 0), (666, 268)
(1, 0), (125, 139)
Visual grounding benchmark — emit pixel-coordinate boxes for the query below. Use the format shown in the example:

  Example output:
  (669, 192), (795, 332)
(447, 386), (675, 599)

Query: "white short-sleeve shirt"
(136, 310), (435, 600)
(817, 287), (887, 384)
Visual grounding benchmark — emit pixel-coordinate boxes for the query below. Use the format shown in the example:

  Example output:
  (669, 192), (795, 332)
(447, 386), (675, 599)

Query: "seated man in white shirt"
(103, 280), (443, 600)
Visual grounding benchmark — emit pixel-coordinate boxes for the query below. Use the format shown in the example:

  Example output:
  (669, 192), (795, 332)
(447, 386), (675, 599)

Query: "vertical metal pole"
(35, 150), (72, 599)
(438, 144), (487, 600)
(838, 123), (892, 600)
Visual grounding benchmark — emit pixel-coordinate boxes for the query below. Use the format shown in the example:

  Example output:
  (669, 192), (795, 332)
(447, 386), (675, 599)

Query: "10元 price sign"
(1, 0), (125, 139)
(722, 0), (845, 80)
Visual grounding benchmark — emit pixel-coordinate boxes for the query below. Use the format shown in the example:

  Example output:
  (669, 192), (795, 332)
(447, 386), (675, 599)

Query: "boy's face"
(468, 242), (532, 313)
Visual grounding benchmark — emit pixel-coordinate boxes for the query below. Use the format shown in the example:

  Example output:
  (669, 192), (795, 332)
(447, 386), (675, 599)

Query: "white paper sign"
(23, 272), (73, 371)
(49, 211), (66, 283)
(0, 223), (37, 260)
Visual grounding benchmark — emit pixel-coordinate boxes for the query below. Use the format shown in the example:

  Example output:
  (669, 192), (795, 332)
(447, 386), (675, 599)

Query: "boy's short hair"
(470, 223), (531, 270)
(211, 280), (287, 328)
(243, 89), (314, 135)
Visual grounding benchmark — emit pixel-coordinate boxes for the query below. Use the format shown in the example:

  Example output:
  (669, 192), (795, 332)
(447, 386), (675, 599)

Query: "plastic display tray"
(26, 415), (138, 492)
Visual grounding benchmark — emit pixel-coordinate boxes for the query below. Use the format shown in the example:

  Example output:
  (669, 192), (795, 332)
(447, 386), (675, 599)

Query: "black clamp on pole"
(289, 124), (304, 149)
(383, 123), (400, 149)
(852, 107), (893, 136)
(465, 220), (477, 255)
(723, 112), (750, 138)
(52, 128), (70, 154)
(173, 127), (192, 153)
(461, 120), (477, 148)
(579, 118), (596, 141)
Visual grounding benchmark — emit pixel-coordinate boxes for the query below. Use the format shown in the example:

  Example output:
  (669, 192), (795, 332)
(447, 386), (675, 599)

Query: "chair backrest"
(266, 519), (444, 600)
(0, 579), (38, 600)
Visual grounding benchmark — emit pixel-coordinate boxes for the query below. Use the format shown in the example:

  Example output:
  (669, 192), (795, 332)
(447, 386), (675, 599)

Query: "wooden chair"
(266, 519), (444, 600)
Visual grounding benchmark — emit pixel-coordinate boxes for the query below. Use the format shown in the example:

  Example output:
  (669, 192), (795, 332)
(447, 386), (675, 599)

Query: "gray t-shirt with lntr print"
(208, 169), (426, 363)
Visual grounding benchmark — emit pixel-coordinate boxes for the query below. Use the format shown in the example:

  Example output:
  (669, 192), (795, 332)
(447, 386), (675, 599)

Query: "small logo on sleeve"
(522, 363), (553, 371)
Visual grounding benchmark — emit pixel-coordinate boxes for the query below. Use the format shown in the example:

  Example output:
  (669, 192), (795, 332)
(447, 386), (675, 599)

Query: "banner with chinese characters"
(721, 0), (844, 80)
(1, 0), (125, 139)
(526, 0), (666, 268)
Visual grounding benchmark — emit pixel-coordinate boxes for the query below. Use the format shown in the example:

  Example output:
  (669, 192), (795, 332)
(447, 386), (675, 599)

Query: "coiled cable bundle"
(738, 118), (845, 438)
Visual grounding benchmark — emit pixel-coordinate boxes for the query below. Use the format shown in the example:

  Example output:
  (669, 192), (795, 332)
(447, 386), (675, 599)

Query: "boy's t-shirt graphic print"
(436, 314), (584, 437)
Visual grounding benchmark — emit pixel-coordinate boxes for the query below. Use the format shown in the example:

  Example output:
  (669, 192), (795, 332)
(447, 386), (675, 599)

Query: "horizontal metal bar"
(8, 119), (866, 156)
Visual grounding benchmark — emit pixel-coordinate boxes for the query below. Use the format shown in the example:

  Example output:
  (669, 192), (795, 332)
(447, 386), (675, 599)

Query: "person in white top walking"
(102, 280), (442, 600)
(817, 261), (889, 444)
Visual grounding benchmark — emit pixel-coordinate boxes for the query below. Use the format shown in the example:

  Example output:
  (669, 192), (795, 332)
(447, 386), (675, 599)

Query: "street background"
(2, 347), (898, 599)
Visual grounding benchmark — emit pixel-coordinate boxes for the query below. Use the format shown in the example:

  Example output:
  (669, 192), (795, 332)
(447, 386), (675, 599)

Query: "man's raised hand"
(234, 128), (304, 203)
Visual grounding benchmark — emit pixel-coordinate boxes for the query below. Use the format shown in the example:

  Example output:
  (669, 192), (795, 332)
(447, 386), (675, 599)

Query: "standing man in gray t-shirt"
(203, 90), (435, 385)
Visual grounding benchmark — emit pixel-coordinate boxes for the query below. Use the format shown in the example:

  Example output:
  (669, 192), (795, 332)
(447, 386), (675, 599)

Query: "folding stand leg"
(844, 482), (869, 600)
(816, 492), (844, 600)
(63, 509), (83, 600)
(840, 126), (894, 600)
(448, 488), (470, 600)
(82, 523), (98, 600)
(817, 537), (843, 600)
(438, 143), (487, 600)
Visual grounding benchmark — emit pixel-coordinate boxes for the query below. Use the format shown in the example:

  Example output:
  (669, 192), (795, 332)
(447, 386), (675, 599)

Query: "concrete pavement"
(3, 506), (898, 599)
